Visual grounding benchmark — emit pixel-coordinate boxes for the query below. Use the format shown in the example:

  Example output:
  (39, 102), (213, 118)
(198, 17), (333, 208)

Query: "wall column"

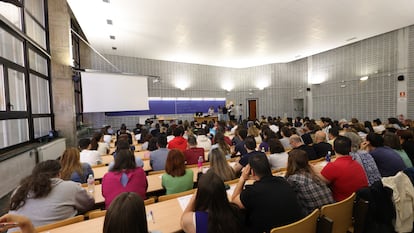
(396, 28), (409, 118)
(48, 0), (77, 147)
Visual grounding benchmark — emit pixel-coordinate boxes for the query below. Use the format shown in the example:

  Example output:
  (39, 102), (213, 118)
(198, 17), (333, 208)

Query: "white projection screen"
(81, 71), (149, 113)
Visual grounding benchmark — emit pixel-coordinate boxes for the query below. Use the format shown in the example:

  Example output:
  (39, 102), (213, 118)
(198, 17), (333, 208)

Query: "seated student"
(258, 127), (277, 152)
(196, 128), (212, 152)
(316, 136), (369, 201)
(383, 132), (413, 168)
(1, 192), (159, 233)
(397, 129), (414, 165)
(162, 149), (194, 195)
(285, 149), (334, 215)
(268, 138), (289, 170)
(247, 125), (262, 145)
(109, 139), (144, 170)
(209, 131), (232, 160)
(117, 124), (133, 145)
(168, 126), (188, 152)
(289, 135), (317, 160)
(233, 128), (248, 156)
(184, 136), (205, 165)
(312, 130), (333, 159)
(279, 126), (293, 150)
(181, 172), (242, 233)
(363, 132), (406, 177)
(79, 138), (102, 166)
(8, 160), (94, 230)
(233, 136), (266, 174)
(206, 148), (236, 182)
(150, 135), (170, 171)
(103, 192), (160, 233)
(231, 153), (303, 233)
(91, 132), (110, 156)
(60, 147), (94, 184)
(102, 149), (148, 209)
(143, 137), (159, 159)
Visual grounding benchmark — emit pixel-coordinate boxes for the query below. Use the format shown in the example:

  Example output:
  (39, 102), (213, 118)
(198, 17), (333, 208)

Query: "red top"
(102, 168), (147, 209)
(167, 136), (188, 152)
(184, 147), (205, 165)
(321, 156), (368, 201)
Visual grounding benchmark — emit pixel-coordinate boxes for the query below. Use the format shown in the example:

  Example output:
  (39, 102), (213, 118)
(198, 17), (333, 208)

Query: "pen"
(150, 210), (155, 224)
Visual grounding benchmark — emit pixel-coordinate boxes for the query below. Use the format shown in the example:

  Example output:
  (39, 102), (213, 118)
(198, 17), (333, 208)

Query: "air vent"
(107, 19), (113, 25)
(103, 0), (110, 2)
(109, 35), (115, 40)
(112, 47), (117, 50)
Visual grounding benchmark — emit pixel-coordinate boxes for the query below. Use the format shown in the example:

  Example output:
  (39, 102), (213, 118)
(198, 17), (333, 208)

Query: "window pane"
(0, 2), (22, 29)
(24, 0), (44, 27)
(25, 15), (46, 49)
(8, 69), (26, 111)
(0, 66), (4, 111)
(0, 27), (24, 66)
(0, 119), (29, 148)
(33, 117), (51, 138)
(30, 74), (50, 114)
(29, 49), (48, 76)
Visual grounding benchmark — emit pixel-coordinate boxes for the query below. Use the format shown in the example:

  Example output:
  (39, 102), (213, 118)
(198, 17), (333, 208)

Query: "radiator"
(37, 138), (66, 161)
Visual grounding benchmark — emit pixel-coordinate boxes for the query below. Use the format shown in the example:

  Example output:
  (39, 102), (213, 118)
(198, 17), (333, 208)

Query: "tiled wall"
(83, 25), (414, 127)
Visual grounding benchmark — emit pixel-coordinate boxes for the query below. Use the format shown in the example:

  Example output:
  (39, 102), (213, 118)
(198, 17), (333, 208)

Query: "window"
(0, 0), (51, 152)
(0, 119), (29, 148)
(0, 66), (4, 111)
(0, 27), (24, 66)
(30, 74), (50, 114)
(0, 2), (22, 30)
(33, 117), (51, 138)
(8, 69), (26, 111)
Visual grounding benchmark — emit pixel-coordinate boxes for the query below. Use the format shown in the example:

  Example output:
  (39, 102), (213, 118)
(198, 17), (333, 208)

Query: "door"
(248, 99), (257, 120)
(293, 98), (304, 118)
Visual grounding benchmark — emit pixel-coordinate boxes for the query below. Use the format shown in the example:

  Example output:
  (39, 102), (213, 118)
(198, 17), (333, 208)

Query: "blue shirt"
(370, 146), (406, 177)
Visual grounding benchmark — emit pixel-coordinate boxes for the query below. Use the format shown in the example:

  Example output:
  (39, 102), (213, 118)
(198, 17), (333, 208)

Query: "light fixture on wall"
(174, 78), (190, 90)
(360, 76), (369, 81)
(221, 80), (234, 92)
(256, 79), (270, 90)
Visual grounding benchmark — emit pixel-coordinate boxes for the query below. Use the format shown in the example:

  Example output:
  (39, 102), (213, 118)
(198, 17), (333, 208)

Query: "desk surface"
(38, 197), (183, 233)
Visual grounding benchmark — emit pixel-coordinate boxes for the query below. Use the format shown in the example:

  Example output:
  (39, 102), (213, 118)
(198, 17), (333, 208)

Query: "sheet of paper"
(177, 194), (193, 211)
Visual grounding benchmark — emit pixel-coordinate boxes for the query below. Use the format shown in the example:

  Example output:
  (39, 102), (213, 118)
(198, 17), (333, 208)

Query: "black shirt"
(240, 176), (303, 233)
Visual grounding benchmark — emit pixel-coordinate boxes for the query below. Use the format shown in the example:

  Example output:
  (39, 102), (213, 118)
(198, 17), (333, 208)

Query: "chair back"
(35, 215), (84, 232)
(270, 209), (320, 233)
(89, 210), (107, 219)
(158, 189), (196, 202)
(321, 192), (356, 233)
(349, 197), (369, 233)
(144, 197), (156, 205)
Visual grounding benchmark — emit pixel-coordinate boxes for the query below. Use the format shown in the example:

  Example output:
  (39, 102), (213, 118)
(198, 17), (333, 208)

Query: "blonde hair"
(247, 126), (260, 137)
(60, 147), (83, 181)
(209, 148), (235, 181)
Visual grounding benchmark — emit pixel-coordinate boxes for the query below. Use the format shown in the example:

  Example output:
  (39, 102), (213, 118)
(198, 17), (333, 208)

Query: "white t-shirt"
(80, 149), (102, 166)
(268, 152), (289, 170)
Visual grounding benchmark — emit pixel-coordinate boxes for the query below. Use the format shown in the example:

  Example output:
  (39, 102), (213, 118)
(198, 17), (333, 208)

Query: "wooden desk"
(194, 116), (218, 123)
(38, 198), (183, 233)
(93, 160), (152, 180)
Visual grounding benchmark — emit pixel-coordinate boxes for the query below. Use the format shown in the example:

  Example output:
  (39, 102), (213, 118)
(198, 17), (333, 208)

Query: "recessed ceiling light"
(107, 19), (113, 25)
(109, 35), (115, 40)
(360, 76), (369, 81)
(112, 47), (117, 50)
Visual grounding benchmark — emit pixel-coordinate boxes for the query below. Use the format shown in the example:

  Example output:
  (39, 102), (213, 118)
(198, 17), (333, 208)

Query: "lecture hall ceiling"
(67, 0), (414, 68)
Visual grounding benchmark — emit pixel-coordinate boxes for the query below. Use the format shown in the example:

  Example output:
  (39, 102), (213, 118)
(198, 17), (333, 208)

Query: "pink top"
(102, 167), (148, 208)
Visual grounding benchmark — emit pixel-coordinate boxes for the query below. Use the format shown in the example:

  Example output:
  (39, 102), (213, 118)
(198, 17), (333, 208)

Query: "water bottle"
(325, 151), (331, 162)
(198, 156), (203, 171)
(261, 147), (265, 153)
(87, 174), (95, 193)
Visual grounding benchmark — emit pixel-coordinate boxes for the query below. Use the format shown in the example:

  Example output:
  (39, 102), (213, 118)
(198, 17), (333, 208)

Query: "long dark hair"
(103, 192), (148, 233)
(10, 160), (61, 210)
(111, 149), (136, 172)
(195, 172), (241, 232)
